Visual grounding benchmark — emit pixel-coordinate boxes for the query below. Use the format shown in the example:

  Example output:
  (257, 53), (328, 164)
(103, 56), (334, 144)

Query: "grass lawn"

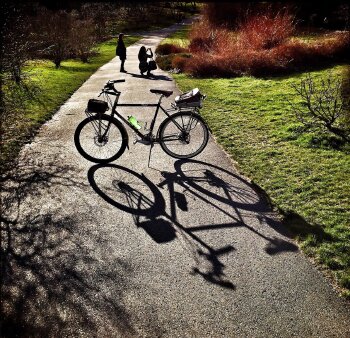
(173, 66), (350, 297)
(160, 24), (192, 48)
(1, 35), (140, 169)
(161, 23), (350, 297)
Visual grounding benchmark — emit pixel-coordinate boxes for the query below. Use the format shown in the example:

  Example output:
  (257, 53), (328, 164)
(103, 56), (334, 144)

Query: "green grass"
(1, 36), (140, 169)
(160, 25), (191, 48)
(173, 65), (350, 297)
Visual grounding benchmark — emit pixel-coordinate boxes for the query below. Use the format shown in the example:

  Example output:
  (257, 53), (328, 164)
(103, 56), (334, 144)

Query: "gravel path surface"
(2, 21), (350, 338)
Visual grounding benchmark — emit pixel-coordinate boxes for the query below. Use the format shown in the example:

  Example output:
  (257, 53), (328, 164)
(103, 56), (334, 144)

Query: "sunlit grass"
(160, 25), (191, 48)
(1, 36), (140, 168)
(173, 65), (350, 297)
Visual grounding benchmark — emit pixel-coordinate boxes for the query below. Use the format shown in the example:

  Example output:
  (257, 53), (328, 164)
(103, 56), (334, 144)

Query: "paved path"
(2, 22), (350, 338)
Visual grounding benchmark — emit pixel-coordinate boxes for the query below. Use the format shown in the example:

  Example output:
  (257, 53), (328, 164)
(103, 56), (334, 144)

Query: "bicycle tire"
(74, 114), (128, 163)
(159, 111), (209, 159)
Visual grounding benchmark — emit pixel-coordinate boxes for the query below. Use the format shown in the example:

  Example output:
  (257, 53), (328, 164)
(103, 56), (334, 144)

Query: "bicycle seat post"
(157, 94), (164, 106)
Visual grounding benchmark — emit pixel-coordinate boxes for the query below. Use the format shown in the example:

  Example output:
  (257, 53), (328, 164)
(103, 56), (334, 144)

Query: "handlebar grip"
(112, 79), (125, 83)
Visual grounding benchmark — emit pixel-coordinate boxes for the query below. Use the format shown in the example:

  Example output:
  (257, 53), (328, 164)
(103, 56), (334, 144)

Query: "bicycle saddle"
(150, 89), (173, 97)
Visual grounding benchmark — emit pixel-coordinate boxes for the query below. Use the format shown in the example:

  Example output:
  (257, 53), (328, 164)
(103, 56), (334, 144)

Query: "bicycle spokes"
(159, 112), (209, 159)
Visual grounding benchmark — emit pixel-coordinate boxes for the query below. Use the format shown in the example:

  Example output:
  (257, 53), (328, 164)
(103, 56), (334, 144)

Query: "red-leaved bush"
(188, 18), (233, 54)
(238, 11), (296, 50)
(155, 43), (187, 55)
(185, 31), (350, 77)
(171, 54), (191, 71)
(182, 5), (350, 77)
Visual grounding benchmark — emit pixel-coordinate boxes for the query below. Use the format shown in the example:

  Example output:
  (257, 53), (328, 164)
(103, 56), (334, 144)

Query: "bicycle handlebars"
(99, 79), (125, 96)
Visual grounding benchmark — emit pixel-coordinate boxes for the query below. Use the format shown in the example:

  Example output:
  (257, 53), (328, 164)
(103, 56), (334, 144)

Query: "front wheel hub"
(180, 132), (190, 144)
(94, 135), (108, 146)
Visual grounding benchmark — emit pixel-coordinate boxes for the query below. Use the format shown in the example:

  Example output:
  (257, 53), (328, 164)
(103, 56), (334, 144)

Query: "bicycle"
(74, 79), (210, 164)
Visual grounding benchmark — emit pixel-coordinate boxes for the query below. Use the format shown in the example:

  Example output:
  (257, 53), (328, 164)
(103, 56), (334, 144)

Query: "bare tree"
(35, 8), (73, 68)
(80, 2), (119, 40)
(1, 3), (36, 83)
(70, 16), (97, 62)
(290, 73), (350, 143)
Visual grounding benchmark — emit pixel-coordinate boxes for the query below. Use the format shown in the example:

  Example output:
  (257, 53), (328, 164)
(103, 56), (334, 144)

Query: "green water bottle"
(128, 115), (141, 130)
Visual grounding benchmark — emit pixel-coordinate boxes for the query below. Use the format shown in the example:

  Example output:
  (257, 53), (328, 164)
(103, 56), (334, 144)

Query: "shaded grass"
(173, 65), (350, 297)
(1, 36), (140, 170)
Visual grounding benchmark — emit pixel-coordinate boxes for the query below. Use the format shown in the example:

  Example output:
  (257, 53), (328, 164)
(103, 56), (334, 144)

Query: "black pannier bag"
(175, 88), (203, 108)
(86, 99), (108, 114)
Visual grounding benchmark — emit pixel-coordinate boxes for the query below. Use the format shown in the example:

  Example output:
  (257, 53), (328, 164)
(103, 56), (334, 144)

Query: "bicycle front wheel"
(74, 115), (128, 163)
(159, 111), (209, 159)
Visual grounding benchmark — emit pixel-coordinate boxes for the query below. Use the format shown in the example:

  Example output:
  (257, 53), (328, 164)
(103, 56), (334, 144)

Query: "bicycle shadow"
(88, 160), (298, 290)
(172, 159), (299, 254)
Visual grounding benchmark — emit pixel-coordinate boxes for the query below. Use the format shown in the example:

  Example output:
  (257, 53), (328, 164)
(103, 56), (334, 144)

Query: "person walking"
(116, 33), (126, 72)
(138, 46), (153, 77)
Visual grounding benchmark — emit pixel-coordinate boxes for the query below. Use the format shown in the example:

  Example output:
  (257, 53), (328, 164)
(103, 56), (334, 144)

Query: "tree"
(70, 17), (97, 63)
(36, 8), (73, 68)
(1, 2), (36, 83)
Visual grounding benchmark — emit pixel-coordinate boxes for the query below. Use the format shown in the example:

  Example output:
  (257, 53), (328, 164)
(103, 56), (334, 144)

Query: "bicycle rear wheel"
(159, 111), (209, 159)
(74, 114), (128, 163)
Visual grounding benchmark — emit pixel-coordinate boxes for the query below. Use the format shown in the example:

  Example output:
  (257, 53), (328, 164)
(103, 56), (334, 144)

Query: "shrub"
(290, 73), (350, 143)
(188, 18), (233, 54)
(185, 7), (350, 78)
(188, 18), (213, 53)
(341, 66), (350, 128)
(70, 18), (98, 62)
(238, 10), (296, 50)
(156, 53), (191, 72)
(1, 4), (38, 83)
(155, 43), (187, 55)
(276, 32), (350, 71)
(155, 54), (175, 71)
(185, 53), (240, 78)
(34, 9), (74, 68)
(171, 54), (191, 72)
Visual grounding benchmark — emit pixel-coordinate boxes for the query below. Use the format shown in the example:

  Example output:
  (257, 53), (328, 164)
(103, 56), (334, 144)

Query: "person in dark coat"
(116, 33), (126, 72)
(138, 46), (153, 76)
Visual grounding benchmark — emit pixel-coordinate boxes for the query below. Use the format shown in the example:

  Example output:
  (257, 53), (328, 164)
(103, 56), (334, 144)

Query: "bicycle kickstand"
(147, 142), (154, 168)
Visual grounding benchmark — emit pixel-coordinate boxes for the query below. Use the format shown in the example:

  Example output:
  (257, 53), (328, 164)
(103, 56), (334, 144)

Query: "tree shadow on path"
(1, 155), (137, 338)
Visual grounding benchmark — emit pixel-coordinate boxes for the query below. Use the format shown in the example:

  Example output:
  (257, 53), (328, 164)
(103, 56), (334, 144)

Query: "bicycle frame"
(77, 81), (209, 165)
(100, 89), (198, 143)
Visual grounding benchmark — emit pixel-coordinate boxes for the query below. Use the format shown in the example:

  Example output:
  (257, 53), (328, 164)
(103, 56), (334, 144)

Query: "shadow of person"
(126, 72), (173, 81)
